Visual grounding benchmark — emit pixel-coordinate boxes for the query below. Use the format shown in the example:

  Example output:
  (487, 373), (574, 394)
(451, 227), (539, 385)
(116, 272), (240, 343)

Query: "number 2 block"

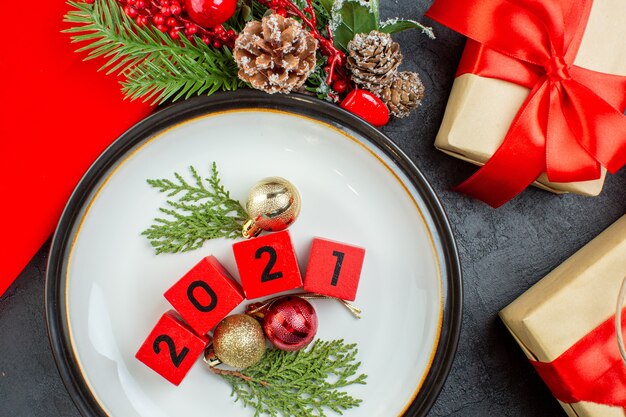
(232, 230), (303, 299)
(135, 311), (209, 386)
(303, 238), (365, 301)
(164, 256), (245, 336)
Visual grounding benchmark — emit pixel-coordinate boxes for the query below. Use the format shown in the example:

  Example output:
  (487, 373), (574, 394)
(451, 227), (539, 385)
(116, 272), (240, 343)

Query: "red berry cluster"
(110, 0), (237, 48)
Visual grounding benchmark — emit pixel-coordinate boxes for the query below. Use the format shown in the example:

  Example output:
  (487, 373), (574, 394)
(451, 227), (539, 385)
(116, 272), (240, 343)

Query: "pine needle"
(220, 339), (367, 417)
(142, 163), (247, 254)
(63, 0), (242, 104)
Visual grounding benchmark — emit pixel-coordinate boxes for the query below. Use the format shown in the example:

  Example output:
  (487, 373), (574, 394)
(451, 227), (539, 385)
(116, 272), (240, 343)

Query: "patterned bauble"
(263, 296), (318, 351)
(213, 314), (266, 368)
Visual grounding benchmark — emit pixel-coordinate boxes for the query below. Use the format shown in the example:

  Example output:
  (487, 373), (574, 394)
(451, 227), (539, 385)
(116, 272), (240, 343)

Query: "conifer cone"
(234, 14), (318, 94)
(346, 31), (403, 94)
(380, 71), (425, 118)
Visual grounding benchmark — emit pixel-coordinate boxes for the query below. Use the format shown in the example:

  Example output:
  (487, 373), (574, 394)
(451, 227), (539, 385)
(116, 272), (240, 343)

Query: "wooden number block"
(135, 311), (209, 386)
(303, 238), (365, 301)
(232, 230), (303, 299)
(164, 256), (245, 336)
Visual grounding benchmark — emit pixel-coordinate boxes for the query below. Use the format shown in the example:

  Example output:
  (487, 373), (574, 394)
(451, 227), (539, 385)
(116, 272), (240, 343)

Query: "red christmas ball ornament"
(340, 89), (389, 127)
(263, 296), (318, 351)
(184, 0), (237, 28)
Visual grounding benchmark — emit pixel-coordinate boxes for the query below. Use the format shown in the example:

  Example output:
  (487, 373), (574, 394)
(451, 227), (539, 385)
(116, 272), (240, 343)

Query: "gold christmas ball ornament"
(242, 177), (301, 238)
(212, 314), (266, 369)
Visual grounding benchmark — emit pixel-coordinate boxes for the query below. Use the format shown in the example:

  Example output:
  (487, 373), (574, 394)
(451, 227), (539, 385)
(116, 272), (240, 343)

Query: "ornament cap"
(242, 219), (263, 239)
(203, 345), (223, 368)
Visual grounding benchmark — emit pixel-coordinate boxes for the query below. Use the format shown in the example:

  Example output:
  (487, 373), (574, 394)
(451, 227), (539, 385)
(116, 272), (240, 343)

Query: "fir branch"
(63, 0), (242, 104)
(220, 339), (367, 417)
(305, 57), (338, 102)
(142, 163), (247, 254)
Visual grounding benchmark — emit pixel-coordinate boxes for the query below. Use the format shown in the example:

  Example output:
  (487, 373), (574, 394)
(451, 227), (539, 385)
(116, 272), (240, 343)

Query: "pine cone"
(347, 31), (403, 94)
(380, 72), (425, 118)
(234, 14), (318, 94)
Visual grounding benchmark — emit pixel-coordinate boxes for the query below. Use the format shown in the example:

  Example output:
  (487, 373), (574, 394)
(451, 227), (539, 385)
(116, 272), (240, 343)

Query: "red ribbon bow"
(530, 308), (626, 409)
(426, 0), (626, 207)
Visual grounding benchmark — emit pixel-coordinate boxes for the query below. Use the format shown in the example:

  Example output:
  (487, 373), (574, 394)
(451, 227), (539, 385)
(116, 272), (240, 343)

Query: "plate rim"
(45, 90), (463, 417)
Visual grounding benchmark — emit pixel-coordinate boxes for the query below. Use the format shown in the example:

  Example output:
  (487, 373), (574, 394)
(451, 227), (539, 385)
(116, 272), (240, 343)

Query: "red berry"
(125, 6), (139, 17)
(135, 0), (146, 8)
(169, 28), (180, 39)
(154, 14), (166, 25)
(156, 24), (168, 32)
(213, 40), (222, 48)
(276, 7), (287, 17)
(340, 89), (389, 127)
(160, 0), (170, 5)
(170, 3), (182, 14)
(136, 15), (148, 25)
(161, 5), (172, 15)
(201, 35), (211, 44)
(226, 29), (236, 38)
(166, 17), (178, 27)
(184, 0), (237, 28)
(185, 25), (198, 35)
(127, 0), (136, 5)
(214, 25), (225, 35)
(84, 0), (95, 4)
(333, 79), (348, 93)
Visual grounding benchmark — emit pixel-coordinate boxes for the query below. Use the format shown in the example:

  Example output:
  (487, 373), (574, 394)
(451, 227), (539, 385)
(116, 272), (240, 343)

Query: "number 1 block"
(164, 256), (245, 336)
(135, 311), (209, 386)
(303, 238), (365, 301)
(232, 230), (303, 299)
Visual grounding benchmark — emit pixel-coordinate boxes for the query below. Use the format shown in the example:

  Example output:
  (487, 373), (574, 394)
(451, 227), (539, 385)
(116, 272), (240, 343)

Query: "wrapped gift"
(426, 0), (626, 207)
(500, 215), (626, 417)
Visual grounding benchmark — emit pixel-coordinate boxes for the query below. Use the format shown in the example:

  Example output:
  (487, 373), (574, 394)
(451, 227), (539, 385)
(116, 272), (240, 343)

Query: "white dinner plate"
(46, 91), (462, 417)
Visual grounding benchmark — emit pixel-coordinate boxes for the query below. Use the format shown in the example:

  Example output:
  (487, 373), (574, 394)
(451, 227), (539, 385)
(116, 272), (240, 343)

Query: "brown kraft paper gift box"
(500, 214), (626, 417)
(435, 0), (626, 196)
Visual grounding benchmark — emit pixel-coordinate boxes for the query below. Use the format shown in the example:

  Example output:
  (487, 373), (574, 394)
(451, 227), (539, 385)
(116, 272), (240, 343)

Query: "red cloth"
(426, 0), (626, 207)
(531, 308), (626, 410)
(0, 1), (153, 295)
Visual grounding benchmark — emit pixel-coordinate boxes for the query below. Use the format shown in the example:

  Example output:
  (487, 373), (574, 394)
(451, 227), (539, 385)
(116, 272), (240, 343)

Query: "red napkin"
(0, 1), (154, 295)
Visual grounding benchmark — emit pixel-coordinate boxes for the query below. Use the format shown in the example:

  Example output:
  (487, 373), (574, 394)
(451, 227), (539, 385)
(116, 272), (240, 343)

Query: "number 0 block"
(232, 230), (303, 299)
(303, 238), (365, 301)
(135, 311), (209, 386)
(164, 256), (245, 336)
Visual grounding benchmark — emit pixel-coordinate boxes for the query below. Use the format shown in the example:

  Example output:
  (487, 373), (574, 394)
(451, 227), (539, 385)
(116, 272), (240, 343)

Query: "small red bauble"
(184, 0), (237, 28)
(340, 89), (389, 127)
(263, 296), (318, 351)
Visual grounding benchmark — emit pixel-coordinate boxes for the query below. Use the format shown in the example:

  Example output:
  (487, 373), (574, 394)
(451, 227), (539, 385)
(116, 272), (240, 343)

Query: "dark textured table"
(2, 1), (625, 416)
